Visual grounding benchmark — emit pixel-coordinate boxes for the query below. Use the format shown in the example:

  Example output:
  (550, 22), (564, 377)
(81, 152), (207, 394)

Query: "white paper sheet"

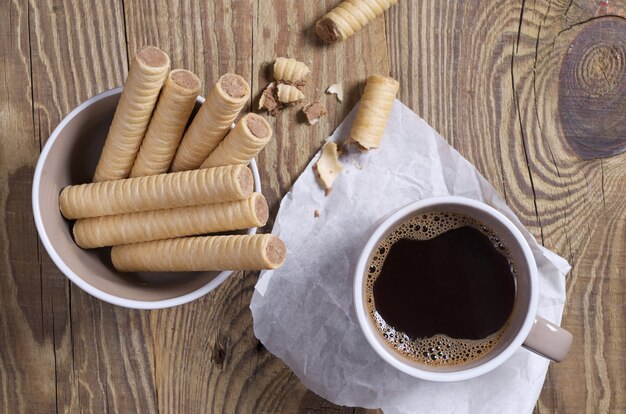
(250, 100), (570, 414)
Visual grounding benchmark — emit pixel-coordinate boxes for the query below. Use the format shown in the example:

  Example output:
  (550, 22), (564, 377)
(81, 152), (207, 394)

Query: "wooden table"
(1, 1), (624, 412)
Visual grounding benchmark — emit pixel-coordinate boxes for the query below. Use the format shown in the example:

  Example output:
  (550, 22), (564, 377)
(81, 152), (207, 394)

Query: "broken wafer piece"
(93, 46), (170, 182)
(111, 234), (286, 272)
(259, 57), (310, 115)
(170, 73), (250, 172)
(73, 193), (268, 249)
(259, 82), (282, 115)
(273, 57), (310, 84)
(314, 142), (343, 194)
(60, 165), (253, 219)
(326, 82), (344, 102)
(277, 84), (305, 105)
(315, 0), (399, 43)
(302, 101), (327, 125)
(349, 75), (399, 150)
(130, 69), (201, 177)
(201, 113), (273, 168)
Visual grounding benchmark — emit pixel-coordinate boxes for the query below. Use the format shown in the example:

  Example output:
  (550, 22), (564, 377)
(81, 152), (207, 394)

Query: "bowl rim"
(32, 87), (262, 309)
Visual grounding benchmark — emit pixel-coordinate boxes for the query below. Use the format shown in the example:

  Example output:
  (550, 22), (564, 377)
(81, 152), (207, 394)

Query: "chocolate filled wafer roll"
(130, 69), (201, 177)
(60, 165), (253, 219)
(111, 234), (287, 272)
(170, 73), (250, 172)
(73, 193), (268, 249)
(94, 46), (170, 182)
(315, 0), (399, 43)
(349, 75), (399, 150)
(200, 113), (272, 168)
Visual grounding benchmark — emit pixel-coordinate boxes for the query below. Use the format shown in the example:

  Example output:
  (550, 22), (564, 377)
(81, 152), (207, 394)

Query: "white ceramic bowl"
(32, 87), (261, 309)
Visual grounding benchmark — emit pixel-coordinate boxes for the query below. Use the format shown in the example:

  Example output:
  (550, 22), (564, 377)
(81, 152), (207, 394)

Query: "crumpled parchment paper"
(250, 100), (570, 414)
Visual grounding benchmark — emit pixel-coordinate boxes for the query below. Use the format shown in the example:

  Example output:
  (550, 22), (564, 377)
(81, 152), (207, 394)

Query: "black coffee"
(365, 211), (517, 366)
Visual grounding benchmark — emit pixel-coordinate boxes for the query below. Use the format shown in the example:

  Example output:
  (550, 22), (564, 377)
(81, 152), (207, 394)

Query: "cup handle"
(522, 316), (573, 362)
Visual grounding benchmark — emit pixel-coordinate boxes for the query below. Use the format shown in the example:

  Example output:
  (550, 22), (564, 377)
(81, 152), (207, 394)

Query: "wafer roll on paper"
(130, 69), (201, 177)
(170, 73), (250, 172)
(349, 75), (399, 150)
(201, 113), (272, 168)
(111, 234), (286, 272)
(315, 0), (398, 43)
(73, 192), (267, 249)
(60, 165), (253, 219)
(93, 46), (170, 182)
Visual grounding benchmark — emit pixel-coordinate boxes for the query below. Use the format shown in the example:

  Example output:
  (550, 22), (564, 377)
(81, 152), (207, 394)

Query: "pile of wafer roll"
(60, 46), (286, 273)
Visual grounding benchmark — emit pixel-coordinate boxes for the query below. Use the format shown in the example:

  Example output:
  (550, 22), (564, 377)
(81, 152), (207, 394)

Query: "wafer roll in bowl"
(73, 193), (268, 248)
(171, 73), (250, 171)
(93, 46), (170, 182)
(130, 69), (201, 177)
(201, 113), (273, 168)
(60, 165), (253, 219)
(112, 234), (286, 272)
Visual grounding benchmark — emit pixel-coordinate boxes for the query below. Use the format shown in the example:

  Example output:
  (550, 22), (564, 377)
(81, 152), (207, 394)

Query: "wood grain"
(1, 1), (56, 412)
(0, 0), (624, 413)
(558, 17), (625, 159)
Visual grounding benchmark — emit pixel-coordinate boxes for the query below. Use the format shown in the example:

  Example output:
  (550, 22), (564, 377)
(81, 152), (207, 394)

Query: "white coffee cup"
(353, 196), (572, 382)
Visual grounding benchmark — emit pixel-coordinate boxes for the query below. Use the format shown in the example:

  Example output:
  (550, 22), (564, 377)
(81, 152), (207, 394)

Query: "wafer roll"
(201, 113), (272, 168)
(93, 46), (170, 182)
(73, 193), (268, 249)
(111, 234), (286, 272)
(170, 74), (250, 172)
(274, 57), (310, 83)
(315, 0), (399, 43)
(130, 70), (201, 177)
(60, 165), (253, 219)
(349, 75), (399, 150)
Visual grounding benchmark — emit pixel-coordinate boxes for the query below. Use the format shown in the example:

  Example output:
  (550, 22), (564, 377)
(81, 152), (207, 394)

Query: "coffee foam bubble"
(365, 210), (514, 367)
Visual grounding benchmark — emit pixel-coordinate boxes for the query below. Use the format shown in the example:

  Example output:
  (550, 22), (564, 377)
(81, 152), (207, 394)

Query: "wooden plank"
(387, 1), (626, 413)
(0, 1), (57, 412)
(22, 0), (158, 412)
(511, 2), (626, 413)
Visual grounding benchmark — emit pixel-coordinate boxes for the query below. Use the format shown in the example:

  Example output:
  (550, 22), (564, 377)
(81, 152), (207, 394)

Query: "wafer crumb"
(314, 209), (321, 218)
(302, 101), (327, 126)
(259, 82), (282, 116)
(259, 57), (311, 116)
(277, 83), (305, 105)
(326, 82), (344, 102)
(314, 142), (343, 194)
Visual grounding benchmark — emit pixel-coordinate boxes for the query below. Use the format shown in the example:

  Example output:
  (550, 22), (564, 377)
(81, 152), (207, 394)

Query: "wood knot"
(211, 335), (228, 367)
(578, 44), (623, 95)
(558, 17), (626, 159)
